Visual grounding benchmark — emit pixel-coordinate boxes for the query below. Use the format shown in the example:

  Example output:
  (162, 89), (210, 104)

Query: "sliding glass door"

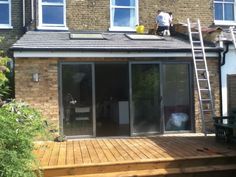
(59, 62), (192, 137)
(60, 63), (95, 137)
(163, 64), (192, 132)
(130, 63), (161, 135)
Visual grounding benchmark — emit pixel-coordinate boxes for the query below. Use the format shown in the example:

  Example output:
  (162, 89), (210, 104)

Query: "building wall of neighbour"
(0, 0), (214, 51)
(25, 0), (33, 29)
(65, 0), (214, 31)
(67, 0), (110, 31)
(14, 57), (220, 133)
(139, 0), (214, 31)
(221, 45), (236, 116)
(0, 0), (24, 53)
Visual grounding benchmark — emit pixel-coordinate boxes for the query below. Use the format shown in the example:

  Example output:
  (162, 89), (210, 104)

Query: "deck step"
(42, 155), (236, 177)
(57, 164), (236, 177)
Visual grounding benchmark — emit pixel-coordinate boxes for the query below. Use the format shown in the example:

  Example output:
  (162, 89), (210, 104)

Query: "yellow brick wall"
(66, 0), (214, 31)
(15, 57), (220, 133)
(15, 58), (59, 127)
(194, 58), (220, 132)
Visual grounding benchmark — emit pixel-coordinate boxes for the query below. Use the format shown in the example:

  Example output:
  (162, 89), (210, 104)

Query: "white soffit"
(14, 51), (219, 58)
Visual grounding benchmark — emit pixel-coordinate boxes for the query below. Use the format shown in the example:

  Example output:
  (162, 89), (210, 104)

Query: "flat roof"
(11, 31), (221, 53)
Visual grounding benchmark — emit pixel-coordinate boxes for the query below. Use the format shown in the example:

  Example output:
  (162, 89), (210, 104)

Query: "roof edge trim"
(13, 51), (219, 58)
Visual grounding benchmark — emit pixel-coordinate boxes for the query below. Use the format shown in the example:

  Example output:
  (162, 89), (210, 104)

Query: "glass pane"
(214, 3), (223, 20)
(0, 4), (9, 24)
(42, 5), (64, 24)
(62, 64), (93, 136)
(112, 0), (135, 6)
(95, 64), (129, 137)
(225, 0), (234, 2)
(0, 0), (9, 1)
(42, 0), (64, 3)
(132, 64), (161, 134)
(225, 4), (234, 20)
(113, 8), (136, 27)
(163, 64), (191, 131)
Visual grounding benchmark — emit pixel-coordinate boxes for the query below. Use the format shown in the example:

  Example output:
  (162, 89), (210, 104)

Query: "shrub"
(0, 37), (11, 105)
(0, 100), (47, 177)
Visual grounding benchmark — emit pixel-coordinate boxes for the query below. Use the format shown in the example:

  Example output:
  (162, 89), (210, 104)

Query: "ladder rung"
(194, 47), (202, 49)
(202, 109), (212, 112)
(193, 41), (201, 43)
(193, 50), (203, 53)
(201, 99), (211, 102)
(200, 88), (209, 91)
(193, 49), (203, 53)
(198, 79), (207, 81)
(191, 32), (199, 34)
(197, 69), (206, 71)
(195, 59), (204, 62)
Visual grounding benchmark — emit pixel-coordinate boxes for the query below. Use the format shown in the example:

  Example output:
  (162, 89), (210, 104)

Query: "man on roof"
(156, 10), (172, 36)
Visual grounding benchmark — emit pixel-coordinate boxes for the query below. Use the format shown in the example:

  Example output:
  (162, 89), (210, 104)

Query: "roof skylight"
(70, 33), (105, 40)
(126, 34), (164, 40)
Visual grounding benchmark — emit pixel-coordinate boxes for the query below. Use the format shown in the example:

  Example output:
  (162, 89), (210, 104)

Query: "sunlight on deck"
(34, 134), (236, 168)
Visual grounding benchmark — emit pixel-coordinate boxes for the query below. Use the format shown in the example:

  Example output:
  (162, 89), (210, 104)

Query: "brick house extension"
(11, 0), (223, 138)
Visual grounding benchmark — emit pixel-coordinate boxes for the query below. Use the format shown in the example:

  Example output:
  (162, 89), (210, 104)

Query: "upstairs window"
(214, 0), (236, 25)
(0, 0), (11, 28)
(110, 0), (139, 31)
(38, 0), (67, 30)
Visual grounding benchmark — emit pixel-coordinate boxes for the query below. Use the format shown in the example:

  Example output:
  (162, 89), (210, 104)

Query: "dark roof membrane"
(12, 31), (221, 52)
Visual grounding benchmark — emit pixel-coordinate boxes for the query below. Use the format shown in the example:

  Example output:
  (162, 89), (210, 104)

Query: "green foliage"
(132, 66), (160, 100)
(0, 37), (11, 100)
(0, 100), (47, 177)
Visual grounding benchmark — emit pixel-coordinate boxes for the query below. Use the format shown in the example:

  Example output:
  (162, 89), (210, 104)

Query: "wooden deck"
(34, 135), (236, 177)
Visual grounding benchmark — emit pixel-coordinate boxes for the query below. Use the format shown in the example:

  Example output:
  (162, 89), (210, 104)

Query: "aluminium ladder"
(187, 18), (215, 135)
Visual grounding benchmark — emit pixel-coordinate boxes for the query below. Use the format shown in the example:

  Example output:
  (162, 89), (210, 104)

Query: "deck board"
(49, 142), (60, 166)
(110, 139), (133, 161)
(132, 138), (163, 159)
(34, 135), (236, 170)
(73, 141), (83, 164)
(41, 142), (54, 166)
(115, 138), (138, 160)
(66, 141), (74, 165)
(85, 140), (100, 163)
(80, 140), (91, 164)
(97, 139), (116, 162)
(57, 142), (66, 165)
(121, 138), (148, 159)
(104, 139), (125, 161)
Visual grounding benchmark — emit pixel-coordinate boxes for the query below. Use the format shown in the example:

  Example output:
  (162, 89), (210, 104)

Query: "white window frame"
(38, 0), (68, 30)
(214, 0), (236, 25)
(0, 0), (12, 29)
(109, 0), (139, 31)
